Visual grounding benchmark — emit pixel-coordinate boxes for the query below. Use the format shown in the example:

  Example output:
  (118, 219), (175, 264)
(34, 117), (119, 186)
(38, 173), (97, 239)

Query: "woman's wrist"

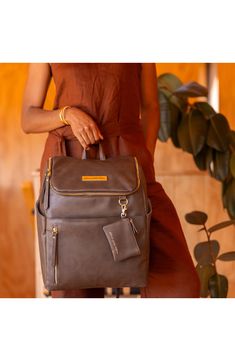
(63, 106), (72, 125)
(65, 106), (75, 125)
(59, 106), (71, 125)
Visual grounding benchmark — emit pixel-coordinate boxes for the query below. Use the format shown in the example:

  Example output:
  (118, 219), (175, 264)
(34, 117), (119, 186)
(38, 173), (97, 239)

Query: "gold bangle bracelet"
(59, 106), (71, 125)
(60, 106), (70, 125)
(63, 106), (71, 125)
(59, 107), (67, 125)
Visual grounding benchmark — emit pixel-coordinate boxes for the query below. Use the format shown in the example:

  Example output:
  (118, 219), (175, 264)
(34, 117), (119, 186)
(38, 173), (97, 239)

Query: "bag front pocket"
(45, 214), (147, 290)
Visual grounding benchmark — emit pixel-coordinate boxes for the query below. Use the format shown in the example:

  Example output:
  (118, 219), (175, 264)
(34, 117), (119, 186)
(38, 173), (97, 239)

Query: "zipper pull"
(51, 225), (58, 284)
(52, 226), (58, 238)
(44, 169), (51, 210)
(129, 218), (138, 234)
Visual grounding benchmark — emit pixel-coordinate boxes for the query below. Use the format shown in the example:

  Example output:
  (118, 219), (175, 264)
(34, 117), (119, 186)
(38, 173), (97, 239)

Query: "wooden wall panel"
(157, 63), (206, 85)
(0, 64), (55, 297)
(157, 173), (235, 298)
(218, 63), (235, 130)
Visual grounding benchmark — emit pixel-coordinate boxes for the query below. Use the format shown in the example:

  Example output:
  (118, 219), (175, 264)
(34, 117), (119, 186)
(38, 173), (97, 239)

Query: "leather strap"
(82, 142), (106, 160)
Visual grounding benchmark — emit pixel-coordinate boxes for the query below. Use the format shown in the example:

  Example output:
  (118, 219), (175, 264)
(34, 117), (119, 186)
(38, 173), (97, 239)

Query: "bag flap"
(49, 155), (140, 194)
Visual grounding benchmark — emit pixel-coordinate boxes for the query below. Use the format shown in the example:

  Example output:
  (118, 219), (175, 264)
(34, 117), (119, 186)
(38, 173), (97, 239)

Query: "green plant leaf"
(204, 147), (229, 182)
(171, 95), (187, 111)
(206, 113), (231, 152)
(205, 147), (214, 176)
(220, 181), (228, 201)
(185, 211), (208, 225)
(208, 274), (228, 298)
(196, 264), (216, 297)
(194, 102), (216, 119)
(173, 81), (208, 98)
(158, 73), (187, 111)
(222, 180), (228, 209)
(208, 219), (235, 233)
(218, 251), (235, 261)
(159, 85), (186, 111)
(230, 153), (235, 178)
(158, 91), (183, 144)
(193, 145), (209, 171)
(177, 113), (194, 154)
(223, 178), (235, 219)
(169, 103), (181, 148)
(188, 108), (209, 156)
(194, 240), (220, 265)
(158, 73), (183, 93)
(158, 90), (172, 142)
(228, 130), (235, 148)
(211, 150), (230, 182)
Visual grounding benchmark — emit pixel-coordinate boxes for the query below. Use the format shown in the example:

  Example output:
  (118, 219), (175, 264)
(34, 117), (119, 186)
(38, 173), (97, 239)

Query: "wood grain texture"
(156, 173), (235, 298)
(0, 64), (55, 297)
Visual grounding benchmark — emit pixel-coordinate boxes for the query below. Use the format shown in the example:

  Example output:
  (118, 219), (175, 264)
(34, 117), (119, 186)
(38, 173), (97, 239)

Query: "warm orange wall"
(218, 63), (235, 129)
(156, 63), (207, 85)
(0, 64), (55, 297)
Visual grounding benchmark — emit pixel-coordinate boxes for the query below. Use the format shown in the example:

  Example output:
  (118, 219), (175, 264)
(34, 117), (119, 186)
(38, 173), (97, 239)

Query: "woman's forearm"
(141, 106), (160, 157)
(21, 106), (65, 134)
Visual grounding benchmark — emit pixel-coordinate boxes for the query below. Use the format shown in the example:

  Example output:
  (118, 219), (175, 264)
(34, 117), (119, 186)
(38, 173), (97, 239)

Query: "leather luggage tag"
(102, 218), (141, 262)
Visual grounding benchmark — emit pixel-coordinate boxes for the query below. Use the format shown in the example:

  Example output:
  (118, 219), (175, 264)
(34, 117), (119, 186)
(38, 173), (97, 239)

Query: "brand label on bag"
(82, 176), (108, 181)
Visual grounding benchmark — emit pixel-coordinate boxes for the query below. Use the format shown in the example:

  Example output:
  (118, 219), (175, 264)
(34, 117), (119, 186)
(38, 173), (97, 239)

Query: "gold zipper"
(52, 225), (58, 284)
(46, 156), (140, 196)
(47, 157), (52, 177)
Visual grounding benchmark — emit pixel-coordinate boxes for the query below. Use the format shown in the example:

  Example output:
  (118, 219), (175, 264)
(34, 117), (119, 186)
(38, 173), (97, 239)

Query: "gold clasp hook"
(118, 196), (128, 218)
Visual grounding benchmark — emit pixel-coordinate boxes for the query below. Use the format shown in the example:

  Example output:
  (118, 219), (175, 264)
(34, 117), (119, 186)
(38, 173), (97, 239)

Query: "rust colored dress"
(39, 63), (200, 298)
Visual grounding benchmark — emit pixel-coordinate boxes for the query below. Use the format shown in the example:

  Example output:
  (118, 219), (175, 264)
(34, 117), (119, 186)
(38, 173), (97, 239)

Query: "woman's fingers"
(86, 127), (97, 144)
(82, 124), (104, 145)
(75, 132), (89, 150)
(86, 124), (104, 143)
(80, 128), (92, 145)
(92, 126), (103, 142)
(70, 117), (104, 149)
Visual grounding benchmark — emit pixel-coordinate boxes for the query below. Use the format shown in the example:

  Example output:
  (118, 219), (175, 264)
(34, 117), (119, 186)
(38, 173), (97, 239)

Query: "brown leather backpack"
(35, 142), (152, 291)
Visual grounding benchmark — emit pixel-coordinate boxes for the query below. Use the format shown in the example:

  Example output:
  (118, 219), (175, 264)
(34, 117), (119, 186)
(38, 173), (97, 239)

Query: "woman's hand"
(66, 107), (104, 150)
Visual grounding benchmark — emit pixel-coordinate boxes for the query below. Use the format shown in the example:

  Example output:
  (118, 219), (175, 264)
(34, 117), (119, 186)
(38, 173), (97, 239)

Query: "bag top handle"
(81, 141), (106, 160)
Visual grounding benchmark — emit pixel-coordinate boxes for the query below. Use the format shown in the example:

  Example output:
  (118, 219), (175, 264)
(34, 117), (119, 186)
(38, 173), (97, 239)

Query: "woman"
(21, 63), (200, 298)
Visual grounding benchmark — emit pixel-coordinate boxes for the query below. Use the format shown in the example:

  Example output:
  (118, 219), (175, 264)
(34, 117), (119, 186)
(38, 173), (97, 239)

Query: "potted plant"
(185, 210), (235, 297)
(157, 73), (235, 219)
